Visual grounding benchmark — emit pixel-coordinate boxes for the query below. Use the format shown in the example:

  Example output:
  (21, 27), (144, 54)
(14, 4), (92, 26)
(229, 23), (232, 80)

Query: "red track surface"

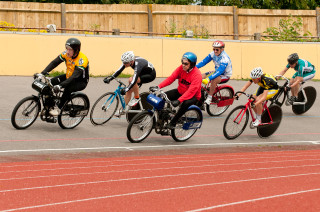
(1, 149), (320, 211)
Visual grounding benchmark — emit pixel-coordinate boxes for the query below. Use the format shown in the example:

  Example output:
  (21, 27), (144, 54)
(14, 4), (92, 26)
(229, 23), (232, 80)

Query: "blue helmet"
(182, 52), (197, 67)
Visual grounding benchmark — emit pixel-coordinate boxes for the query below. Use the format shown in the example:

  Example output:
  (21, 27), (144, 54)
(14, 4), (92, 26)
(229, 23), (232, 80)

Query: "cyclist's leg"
(169, 97), (198, 128)
(125, 77), (140, 105)
(209, 76), (221, 96)
(59, 81), (87, 108)
(290, 73), (300, 97)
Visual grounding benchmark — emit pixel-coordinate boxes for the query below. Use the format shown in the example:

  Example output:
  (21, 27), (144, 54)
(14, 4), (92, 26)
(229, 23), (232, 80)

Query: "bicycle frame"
(234, 92), (273, 126)
(202, 82), (234, 107)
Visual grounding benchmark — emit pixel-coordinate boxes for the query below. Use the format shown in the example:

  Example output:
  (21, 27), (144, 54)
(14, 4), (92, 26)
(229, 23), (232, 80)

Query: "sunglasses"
(213, 48), (221, 52)
(182, 62), (190, 66)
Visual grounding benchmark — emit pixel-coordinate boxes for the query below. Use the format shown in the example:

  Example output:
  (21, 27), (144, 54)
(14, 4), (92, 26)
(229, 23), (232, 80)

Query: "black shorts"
(138, 69), (156, 86)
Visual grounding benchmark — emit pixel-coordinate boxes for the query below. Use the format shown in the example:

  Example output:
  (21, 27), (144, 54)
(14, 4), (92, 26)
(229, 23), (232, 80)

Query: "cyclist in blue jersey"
(196, 40), (232, 105)
(278, 53), (316, 104)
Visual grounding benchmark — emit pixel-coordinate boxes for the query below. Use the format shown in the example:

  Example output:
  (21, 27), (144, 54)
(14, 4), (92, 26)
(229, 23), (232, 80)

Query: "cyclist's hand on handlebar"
(53, 85), (61, 93)
(234, 94), (239, 100)
(149, 86), (159, 92)
(171, 100), (180, 107)
(33, 73), (43, 79)
(120, 88), (127, 96)
(103, 76), (113, 84)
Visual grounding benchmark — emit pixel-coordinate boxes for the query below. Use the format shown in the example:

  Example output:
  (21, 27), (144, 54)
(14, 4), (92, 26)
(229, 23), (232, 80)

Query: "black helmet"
(287, 53), (299, 65)
(66, 38), (81, 59)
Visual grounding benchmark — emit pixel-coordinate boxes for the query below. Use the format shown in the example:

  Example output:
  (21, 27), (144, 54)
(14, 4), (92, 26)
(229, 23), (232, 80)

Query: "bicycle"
(197, 81), (234, 116)
(223, 91), (283, 139)
(90, 77), (152, 125)
(126, 87), (203, 143)
(11, 74), (90, 130)
(270, 75), (317, 115)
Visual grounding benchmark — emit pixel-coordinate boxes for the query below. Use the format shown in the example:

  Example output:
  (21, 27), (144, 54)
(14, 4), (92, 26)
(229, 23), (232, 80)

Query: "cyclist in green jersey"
(278, 53), (316, 104)
(236, 67), (279, 127)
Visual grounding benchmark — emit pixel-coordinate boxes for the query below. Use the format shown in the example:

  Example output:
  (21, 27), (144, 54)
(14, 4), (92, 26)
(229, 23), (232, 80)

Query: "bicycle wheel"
(58, 94), (90, 129)
(206, 87), (233, 116)
(257, 104), (282, 138)
(223, 105), (249, 140)
(292, 86), (317, 115)
(11, 96), (40, 130)
(171, 108), (202, 142)
(90, 92), (119, 125)
(126, 92), (152, 123)
(127, 110), (155, 143)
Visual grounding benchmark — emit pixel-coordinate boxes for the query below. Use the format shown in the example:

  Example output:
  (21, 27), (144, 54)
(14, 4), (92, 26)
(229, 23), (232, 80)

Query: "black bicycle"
(126, 87), (203, 143)
(270, 75), (317, 115)
(11, 74), (90, 129)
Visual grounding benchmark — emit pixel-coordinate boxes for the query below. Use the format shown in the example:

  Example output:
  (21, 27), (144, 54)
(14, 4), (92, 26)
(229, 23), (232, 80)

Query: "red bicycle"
(223, 91), (283, 139)
(198, 82), (234, 116)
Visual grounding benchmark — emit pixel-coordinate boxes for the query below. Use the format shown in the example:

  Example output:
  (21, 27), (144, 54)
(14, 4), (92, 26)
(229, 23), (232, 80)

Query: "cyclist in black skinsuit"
(103, 51), (156, 117)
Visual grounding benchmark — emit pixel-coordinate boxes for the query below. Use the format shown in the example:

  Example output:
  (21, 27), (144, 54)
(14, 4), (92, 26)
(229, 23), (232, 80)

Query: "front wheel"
(206, 87), (234, 116)
(58, 93), (90, 129)
(171, 108), (202, 142)
(11, 96), (40, 130)
(127, 110), (155, 143)
(223, 105), (249, 140)
(90, 92), (119, 125)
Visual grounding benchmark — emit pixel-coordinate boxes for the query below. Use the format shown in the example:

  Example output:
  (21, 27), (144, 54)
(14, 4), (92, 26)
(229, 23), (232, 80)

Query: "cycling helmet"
(287, 53), (299, 65)
(250, 67), (263, 79)
(65, 38), (81, 59)
(182, 52), (197, 68)
(212, 40), (225, 48)
(121, 51), (135, 63)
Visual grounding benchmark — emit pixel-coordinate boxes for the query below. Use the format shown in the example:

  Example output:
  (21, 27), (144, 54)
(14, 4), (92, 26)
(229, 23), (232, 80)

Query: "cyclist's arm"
(59, 66), (84, 88)
(111, 64), (125, 78)
(41, 56), (63, 75)
(236, 81), (252, 98)
(158, 66), (180, 88)
(277, 66), (289, 79)
(196, 54), (212, 69)
(207, 63), (227, 81)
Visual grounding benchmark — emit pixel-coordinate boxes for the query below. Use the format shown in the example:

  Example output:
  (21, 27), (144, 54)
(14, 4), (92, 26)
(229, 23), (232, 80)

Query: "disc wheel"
(292, 86), (317, 115)
(257, 105), (282, 138)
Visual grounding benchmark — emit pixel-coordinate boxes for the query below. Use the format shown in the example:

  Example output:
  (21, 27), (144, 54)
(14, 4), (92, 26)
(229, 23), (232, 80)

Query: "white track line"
(0, 140), (319, 153)
(3, 172), (320, 212)
(186, 188), (320, 211)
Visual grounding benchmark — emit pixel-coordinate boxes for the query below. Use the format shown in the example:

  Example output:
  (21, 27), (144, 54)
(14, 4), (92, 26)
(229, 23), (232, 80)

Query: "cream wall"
(0, 33), (319, 80)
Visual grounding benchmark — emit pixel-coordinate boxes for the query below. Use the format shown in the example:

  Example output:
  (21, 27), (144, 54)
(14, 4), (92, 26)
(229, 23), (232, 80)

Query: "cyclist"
(196, 40), (232, 105)
(150, 52), (202, 129)
(38, 37), (89, 116)
(278, 53), (316, 104)
(236, 67), (278, 127)
(104, 51), (156, 117)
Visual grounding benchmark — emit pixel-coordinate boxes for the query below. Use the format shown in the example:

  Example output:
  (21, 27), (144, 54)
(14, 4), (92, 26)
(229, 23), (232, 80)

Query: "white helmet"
(250, 67), (263, 79)
(121, 51), (135, 63)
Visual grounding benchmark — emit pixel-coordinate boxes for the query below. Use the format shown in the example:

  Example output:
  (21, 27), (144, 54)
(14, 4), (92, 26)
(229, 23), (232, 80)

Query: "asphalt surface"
(1, 76), (319, 163)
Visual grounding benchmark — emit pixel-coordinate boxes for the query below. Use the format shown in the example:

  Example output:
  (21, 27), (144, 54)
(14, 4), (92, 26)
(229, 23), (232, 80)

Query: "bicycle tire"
(90, 92), (119, 125)
(171, 108), (202, 142)
(292, 86), (317, 115)
(223, 105), (249, 140)
(206, 87), (233, 116)
(58, 93), (89, 129)
(127, 110), (155, 143)
(126, 92), (152, 123)
(257, 104), (282, 138)
(11, 96), (40, 130)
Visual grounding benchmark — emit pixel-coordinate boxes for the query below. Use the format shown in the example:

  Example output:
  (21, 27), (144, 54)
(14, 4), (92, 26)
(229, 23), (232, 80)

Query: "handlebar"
(234, 91), (256, 102)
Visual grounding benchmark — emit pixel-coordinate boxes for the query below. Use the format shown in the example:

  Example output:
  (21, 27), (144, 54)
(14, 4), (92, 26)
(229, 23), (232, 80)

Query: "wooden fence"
(1, 1), (320, 40)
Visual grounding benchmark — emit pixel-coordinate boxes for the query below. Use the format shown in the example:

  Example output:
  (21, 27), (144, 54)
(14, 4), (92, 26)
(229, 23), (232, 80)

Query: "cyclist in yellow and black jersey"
(236, 67), (278, 127)
(38, 38), (89, 116)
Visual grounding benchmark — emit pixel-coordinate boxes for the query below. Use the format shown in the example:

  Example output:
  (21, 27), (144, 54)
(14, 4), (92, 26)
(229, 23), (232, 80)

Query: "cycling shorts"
(138, 69), (156, 86)
(292, 71), (315, 82)
(254, 87), (278, 100)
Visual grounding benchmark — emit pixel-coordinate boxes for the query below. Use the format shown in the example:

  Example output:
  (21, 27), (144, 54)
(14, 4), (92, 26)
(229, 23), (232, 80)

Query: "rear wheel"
(58, 94), (89, 129)
(206, 87), (233, 116)
(126, 92), (152, 122)
(223, 105), (249, 140)
(11, 96), (40, 129)
(90, 92), (119, 125)
(292, 86), (317, 115)
(171, 108), (202, 142)
(127, 111), (155, 143)
(257, 105), (282, 138)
